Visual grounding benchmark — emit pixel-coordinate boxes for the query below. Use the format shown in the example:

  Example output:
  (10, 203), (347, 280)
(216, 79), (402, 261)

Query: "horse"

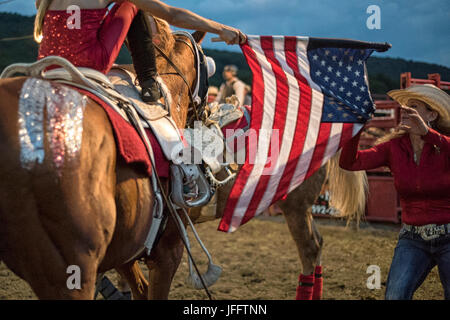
(0, 18), (207, 299)
(116, 153), (368, 300)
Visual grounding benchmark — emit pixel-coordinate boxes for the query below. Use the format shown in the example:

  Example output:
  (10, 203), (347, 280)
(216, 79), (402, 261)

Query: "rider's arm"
(125, 0), (244, 44)
(215, 84), (225, 103)
(233, 81), (246, 107)
(35, 0), (41, 9)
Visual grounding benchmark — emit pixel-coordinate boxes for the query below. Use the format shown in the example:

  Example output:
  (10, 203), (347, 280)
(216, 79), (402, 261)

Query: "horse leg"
(145, 212), (185, 300)
(116, 261), (149, 300)
(279, 166), (326, 300)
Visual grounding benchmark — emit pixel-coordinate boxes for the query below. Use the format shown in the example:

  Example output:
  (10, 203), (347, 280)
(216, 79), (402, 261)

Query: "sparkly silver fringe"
(18, 78), (87, 174)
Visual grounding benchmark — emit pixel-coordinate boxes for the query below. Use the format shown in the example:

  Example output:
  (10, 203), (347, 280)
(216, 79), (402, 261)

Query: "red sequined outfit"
(38, 2), (138, 74)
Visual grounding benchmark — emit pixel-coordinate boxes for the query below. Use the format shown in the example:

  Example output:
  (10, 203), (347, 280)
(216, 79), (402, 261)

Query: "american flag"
(218, 35), (390, 233)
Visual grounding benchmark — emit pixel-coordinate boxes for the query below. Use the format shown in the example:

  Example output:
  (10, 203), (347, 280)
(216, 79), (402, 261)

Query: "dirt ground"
(0, 217), (444, 300)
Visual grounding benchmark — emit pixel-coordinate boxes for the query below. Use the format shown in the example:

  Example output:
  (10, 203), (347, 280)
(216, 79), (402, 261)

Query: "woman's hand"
(218, 26), (247, 45)
(398, 105), (429, 136)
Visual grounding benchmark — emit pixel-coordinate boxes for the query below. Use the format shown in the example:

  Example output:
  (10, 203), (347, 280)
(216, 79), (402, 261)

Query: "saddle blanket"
(78, 88), (170, 177)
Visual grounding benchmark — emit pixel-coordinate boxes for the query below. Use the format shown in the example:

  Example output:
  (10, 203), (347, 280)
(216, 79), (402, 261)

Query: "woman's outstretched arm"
(123, 0), (245, 44)
(339, 130), (391, 171)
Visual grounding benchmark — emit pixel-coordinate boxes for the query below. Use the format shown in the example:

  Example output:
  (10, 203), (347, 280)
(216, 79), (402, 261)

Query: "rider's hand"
(219, 26), (247, 45)
(398, 105), (430, 136)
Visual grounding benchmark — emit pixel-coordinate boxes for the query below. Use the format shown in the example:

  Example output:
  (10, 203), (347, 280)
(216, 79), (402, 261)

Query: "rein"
(154, 38), (201, 122)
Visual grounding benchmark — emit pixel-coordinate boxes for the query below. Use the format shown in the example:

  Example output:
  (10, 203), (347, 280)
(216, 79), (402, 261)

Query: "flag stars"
(315, 70), (322, 77)
(338, 61), (344, 67)
(363, 100), (370, 106)
(355, 96), (362, 101)
(331, 81), (337, 87)
(346, 91), (352, 97)
(355, 70), (361, 77)
(332, 55), (337, 61)
(339, 86), (345, 92)
(336, 71), (341, 77)
(346, 65), (352, 72)
(312, 54), (319, 60)
(324, 50), (330, 56)
(352, 81), (358, 87)
(357, 59), (363, 65)
(321, 60), (326, 66)
(327, 66), (333, 72)
(360, 85), (366, 92)
(328, 113), (334, 118)
(343, 76), (349, 82)
(324, 76), (330, 82)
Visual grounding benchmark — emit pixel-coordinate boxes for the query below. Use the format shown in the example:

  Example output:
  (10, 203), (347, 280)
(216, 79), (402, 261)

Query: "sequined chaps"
(18, 78), (87, 175)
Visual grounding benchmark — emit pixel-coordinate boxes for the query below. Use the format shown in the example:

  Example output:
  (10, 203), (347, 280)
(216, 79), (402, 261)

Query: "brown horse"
(0, 19), (207, 299)
(116, 153), (367, 300)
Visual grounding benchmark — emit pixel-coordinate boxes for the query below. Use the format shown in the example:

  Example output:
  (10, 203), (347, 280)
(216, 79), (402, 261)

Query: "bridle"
(153, 32), (203, 122)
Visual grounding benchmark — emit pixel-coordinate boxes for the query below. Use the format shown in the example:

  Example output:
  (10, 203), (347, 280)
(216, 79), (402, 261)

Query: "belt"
(403, 223), (450, 241)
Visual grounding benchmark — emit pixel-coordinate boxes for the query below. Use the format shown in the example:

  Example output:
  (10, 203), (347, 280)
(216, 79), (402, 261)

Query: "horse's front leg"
(280, 167), (326, 300)
(145, 211), (185, 300)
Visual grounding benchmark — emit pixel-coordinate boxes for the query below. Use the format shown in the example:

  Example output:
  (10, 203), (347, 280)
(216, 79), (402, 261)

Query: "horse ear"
(192, 31), (207, 44)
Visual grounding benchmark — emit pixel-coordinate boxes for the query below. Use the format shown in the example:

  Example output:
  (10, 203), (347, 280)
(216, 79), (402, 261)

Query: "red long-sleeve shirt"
(339, 128), (450, 226)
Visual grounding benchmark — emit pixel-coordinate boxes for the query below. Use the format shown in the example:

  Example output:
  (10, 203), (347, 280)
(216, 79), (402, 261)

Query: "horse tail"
(326, 151), (368, 225)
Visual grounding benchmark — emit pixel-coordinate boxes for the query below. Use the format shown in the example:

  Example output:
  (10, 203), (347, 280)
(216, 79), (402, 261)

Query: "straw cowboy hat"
(388, 84), (450, 132)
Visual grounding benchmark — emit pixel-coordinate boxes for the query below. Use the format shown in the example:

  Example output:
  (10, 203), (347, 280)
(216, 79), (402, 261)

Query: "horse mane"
(152, 17), (175, 54)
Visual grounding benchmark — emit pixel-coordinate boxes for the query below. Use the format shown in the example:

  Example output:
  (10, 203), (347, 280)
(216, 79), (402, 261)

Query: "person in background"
(207, 86), (219, 104)
(243, 83), (252, 106)
(339, 84), (450, 300)
(215, 65), (246, 107)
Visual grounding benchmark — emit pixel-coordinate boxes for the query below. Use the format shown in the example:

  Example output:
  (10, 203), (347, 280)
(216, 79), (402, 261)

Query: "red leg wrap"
(295, 274), (315, 300)
(313, 265), (323, 300)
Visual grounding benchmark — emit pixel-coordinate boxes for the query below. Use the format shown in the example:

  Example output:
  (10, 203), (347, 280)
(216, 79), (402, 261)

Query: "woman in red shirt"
(340, 84), (450, 300)
(34, 0), (245, 102)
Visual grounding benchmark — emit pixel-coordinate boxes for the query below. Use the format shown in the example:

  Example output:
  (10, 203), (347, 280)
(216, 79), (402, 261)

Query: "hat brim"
(388, 86), (450, 131)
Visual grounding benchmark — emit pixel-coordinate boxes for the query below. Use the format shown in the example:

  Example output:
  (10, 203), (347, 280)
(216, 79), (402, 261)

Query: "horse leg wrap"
(313, 266), (323, 300)
(295, 274), (315, 300)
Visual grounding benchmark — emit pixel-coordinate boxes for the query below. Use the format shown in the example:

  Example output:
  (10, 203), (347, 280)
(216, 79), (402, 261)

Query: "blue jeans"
(385, 227), (450, 300)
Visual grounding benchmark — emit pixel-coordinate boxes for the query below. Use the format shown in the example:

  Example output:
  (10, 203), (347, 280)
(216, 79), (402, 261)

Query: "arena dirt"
(0, 218), (444, 300)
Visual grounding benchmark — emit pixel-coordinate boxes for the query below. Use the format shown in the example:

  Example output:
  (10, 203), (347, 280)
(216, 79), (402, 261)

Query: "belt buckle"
(419, 225), (444, 241)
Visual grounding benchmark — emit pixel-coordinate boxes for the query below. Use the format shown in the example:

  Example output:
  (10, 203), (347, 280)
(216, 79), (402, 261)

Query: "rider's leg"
(98, 2), (138, 74)
(126, 10), (161, 103)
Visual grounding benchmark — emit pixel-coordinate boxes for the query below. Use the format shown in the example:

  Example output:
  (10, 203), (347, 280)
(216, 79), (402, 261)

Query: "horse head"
(152, 18), (209, 129)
